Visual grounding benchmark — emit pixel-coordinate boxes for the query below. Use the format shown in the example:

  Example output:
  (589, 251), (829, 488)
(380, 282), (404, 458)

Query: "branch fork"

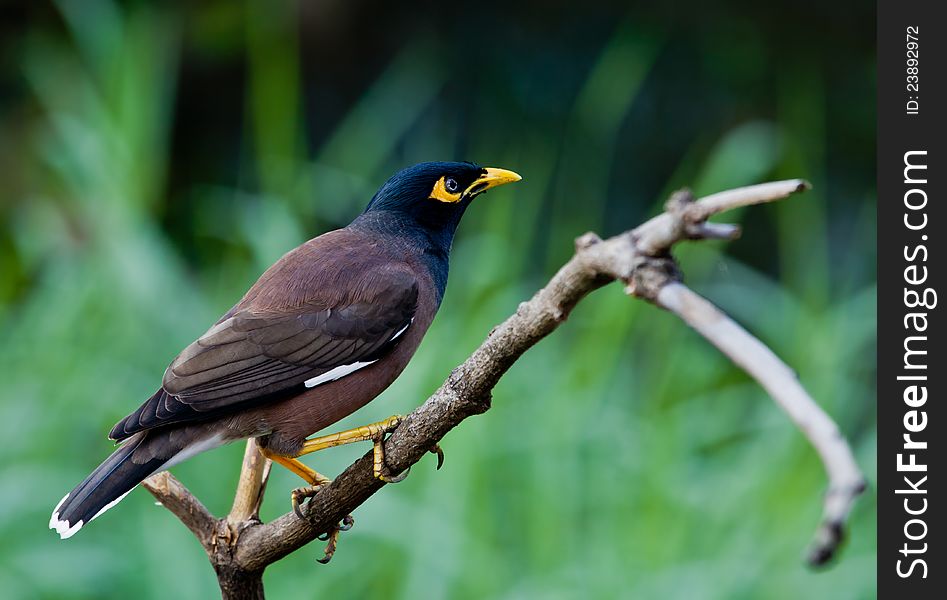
(143, 179), (864, 598)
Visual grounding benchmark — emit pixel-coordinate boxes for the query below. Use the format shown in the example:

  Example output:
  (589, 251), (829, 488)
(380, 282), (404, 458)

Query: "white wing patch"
(390, 321), (411, 341)
(303, 320), (412, 389)
(304, 360), (377, 388)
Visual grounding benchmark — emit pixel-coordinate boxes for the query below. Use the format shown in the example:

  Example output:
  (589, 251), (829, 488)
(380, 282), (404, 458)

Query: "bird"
(50, 161), (521, 561)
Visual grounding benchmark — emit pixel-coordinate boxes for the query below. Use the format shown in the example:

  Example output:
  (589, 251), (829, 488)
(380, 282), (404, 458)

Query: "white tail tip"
(49, 492), (84, 539)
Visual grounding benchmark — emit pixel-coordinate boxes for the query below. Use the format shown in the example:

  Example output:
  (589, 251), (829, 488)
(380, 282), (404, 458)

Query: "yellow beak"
(464, 167), (522, 196)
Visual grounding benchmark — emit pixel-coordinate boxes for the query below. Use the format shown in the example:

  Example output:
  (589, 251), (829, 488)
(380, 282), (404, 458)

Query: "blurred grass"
(0, 1), (875, 599)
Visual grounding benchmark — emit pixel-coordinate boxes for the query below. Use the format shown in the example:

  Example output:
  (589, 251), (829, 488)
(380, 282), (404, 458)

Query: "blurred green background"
(0, 1), (876, 598)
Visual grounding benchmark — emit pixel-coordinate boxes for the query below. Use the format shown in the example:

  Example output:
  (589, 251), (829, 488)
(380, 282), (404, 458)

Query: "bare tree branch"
(228, 438), (272, 525)
(655, 282), (866, 565)
(144, 179), (865, 597)
(142, 471), (217, 552)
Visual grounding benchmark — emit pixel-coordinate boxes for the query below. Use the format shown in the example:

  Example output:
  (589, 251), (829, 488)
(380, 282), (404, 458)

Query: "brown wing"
(109, 232), (418, 441)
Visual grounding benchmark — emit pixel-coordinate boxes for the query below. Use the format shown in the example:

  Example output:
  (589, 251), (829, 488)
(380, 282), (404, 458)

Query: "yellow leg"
(296, 414), (407, 482)
(260, 450), (331, 486)
(259, 449), (333, 519)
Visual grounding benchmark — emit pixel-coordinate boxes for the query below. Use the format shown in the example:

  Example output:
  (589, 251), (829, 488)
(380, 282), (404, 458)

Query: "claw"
(315, 515), (355, 564)
(291, 484), (326, 520)
(291, 491), (308, 520)
(379, 465), (410, 483)
(320, 515), (353, 541)
(430, 443), (444, 470)
(317, 528), (340, 564)
(339, 514), (355, 531)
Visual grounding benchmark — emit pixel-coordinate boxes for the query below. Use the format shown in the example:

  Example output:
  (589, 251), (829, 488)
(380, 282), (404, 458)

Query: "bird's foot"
(289, 483), (355, 565)
(316, 515), (355, 564)
(373, 433), (445, 482)
(291, 481), (331, 520)
(371, 416), (408, 482)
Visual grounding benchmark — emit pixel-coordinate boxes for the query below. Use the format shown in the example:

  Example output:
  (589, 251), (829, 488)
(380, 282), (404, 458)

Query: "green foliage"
(0, 1), (875, 598)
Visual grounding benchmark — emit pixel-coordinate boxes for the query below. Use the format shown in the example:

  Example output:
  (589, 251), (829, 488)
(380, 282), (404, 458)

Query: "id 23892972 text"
(906, 26), (919, 115)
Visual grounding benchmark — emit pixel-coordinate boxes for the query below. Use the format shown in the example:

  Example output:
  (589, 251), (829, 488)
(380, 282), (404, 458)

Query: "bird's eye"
(444, 177), (459, 193)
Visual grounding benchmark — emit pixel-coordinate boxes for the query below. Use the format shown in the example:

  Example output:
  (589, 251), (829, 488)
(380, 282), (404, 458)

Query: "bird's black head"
(354, 161), (521, 301)
(361, 161), (521, 234)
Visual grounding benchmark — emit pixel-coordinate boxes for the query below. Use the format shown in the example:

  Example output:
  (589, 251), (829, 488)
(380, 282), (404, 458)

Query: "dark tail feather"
(50, 432), (173, 539)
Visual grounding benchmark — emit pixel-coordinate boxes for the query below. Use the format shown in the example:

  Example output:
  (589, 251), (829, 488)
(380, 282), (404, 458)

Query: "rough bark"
(142, 179), (866, 598)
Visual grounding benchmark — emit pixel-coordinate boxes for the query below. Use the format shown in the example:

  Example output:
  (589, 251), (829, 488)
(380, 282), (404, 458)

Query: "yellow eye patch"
(428, 168), (521, 203)
(430, 176), (463, 203)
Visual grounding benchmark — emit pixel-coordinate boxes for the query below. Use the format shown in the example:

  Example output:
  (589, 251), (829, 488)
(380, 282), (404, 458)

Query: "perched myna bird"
(50, 161), (521, 560)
